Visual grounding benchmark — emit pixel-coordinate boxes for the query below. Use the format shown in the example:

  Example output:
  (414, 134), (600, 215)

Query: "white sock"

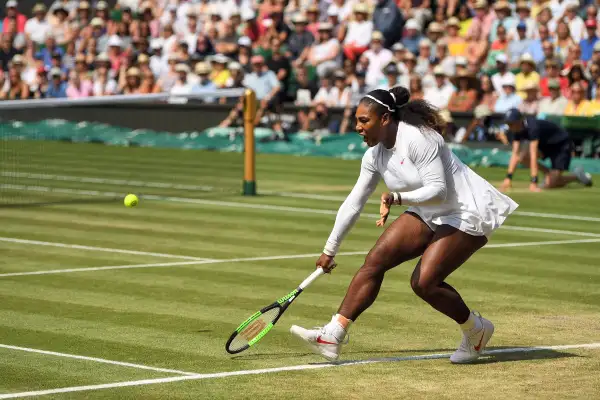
(460, 312), (482, 333)
(326, 315), (348, 342)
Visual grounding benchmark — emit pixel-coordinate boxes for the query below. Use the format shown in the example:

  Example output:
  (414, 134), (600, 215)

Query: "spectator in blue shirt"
(36, 36), (64, 69)
(508, 22), (532, 67)
(494, 75), (522, 113)
(242, 55), (281, 124)
(373, 0), (404, 48)
(580, 19), (599, 62)
(528, 25), (552, 65)
(46, 67), (67, 98)
(402, 19), (423, 55)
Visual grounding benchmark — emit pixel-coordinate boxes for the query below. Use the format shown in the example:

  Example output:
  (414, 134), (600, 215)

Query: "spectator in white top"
(150, 39), (166, 77)
(491, 53), (515, 95)
(363, 31), (393, 87)
(565, 2), (586, 43)
(341, 3), (373, 62)
(331, 70), (351, 107)
(92, 53), (117, 96)
(313, 74), (337, 106)
(328, 0), (354, 22)
(508, 1), (536, 40)
(424, 66), (456, 110)
(391, 42), (408, 75)
(170, 63), (195, 95)
(435, 40), (456, 77)
(306, 22), (340, 78)
(89, 18), (109, 53)
(377, 62), (400, 90)
(538, 79), (568, 115)
(25, 4), (51, 46)
(415, 38), (432, 76)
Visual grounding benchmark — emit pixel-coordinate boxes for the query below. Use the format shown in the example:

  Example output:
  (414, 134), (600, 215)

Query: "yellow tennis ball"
(124, 194), (138, 207)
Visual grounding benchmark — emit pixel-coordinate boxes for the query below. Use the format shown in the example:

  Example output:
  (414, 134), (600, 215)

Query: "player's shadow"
(229, 348), (456, 361)
(0, 198), (118, 208)
(311, 346), (578, 366)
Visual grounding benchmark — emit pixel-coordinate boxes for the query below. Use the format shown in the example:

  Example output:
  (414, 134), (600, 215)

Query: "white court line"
(5, 172), (600, 223)
(6, 184), (594, 238)
(1, 239), (599, 278)
(0, 344), (197, 376)
(1, 342), (599, 399)
(0, 237), (210, 261)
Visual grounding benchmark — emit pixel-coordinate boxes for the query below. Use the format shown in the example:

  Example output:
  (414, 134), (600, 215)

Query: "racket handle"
(298, 268), (325, 290)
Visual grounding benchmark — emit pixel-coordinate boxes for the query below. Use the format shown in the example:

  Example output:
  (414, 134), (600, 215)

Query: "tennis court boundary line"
(5, 172), (600, 223)
(1, 342), (599, 399)
(0, 344), (197, 376)
(2, 184), (600, 240)
(0, 237), (211, 261)
(1, 238), (599, 278)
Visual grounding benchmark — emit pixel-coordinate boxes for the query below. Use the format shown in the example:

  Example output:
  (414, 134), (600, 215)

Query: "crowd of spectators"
(2, 0), (600, 137)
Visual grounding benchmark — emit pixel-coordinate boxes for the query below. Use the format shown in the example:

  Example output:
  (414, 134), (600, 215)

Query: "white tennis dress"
(323, 122), (519, 256)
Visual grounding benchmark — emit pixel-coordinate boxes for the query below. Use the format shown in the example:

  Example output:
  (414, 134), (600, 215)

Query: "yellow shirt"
(448, 39), (468, 57)
(210, 70), (231, 88)
(459, 19), (472, 38)
(589, 100), (600, 115)
(564, 100), (595, 116)
(515, 72), (540, 98)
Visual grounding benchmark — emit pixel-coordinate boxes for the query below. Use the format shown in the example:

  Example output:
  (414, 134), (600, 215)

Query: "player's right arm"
(317, 150), (380, 271)
(500, 139), (521, 192)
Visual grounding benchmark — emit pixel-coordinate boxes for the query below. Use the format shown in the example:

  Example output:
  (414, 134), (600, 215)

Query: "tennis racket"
(225, 265), (334, 354)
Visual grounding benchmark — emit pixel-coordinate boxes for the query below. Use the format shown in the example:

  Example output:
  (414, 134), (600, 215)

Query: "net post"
(243, 89), (257, 196)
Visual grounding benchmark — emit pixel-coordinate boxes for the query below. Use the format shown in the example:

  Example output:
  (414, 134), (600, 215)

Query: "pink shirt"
(467, 11), (496, 41)
(66, 80), (93, 98)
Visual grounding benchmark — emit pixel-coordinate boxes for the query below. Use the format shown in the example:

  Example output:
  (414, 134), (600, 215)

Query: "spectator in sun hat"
(340, 3), (373, 62)
(214, 20), (240, 57)
(415, 38), (432, 76)
(424, 65), (456, 110)
(538, 79), (568, 115)
(121, 67), (141, 94)
(363, 31), (393, 88)
(489, 1), (515, 43)
(433, 39), (455, 76)
(515, 54), (540, 98)
(170, 63), (195, 95)
(467, 0), (495, 42)
(4, 0), (27, 33)
(373, 0), (404, 48)
(448, 70), (479, 112)
(580, 19), (599, 62)
(305, 4), (320, 38)
(25, 3), (51, 46)
(224, 61), (244, 90)
(92, 52), (117, 96)
(50, 3), (71, 45)
(446, 17), (467, 57)
(192, 62), (217, 95)
(286, 14), (315, 61)
(46, 66), (67, 98)
(425, 22), (444, 54)
(494, 74), (522, 113)
(518, 81), (540, 114)
(89, 18), (109, 53)
(304, 22), (340, 78)
(507, 1), (535, 40)
(208, 53), (230, 88)
(402, 19), (423, 55)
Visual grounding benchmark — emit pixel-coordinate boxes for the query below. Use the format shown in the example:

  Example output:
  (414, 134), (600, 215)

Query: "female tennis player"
(291, 87), (518, 364)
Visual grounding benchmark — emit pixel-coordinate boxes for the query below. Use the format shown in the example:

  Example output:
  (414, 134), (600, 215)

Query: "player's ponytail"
(361, 86), (445, 135)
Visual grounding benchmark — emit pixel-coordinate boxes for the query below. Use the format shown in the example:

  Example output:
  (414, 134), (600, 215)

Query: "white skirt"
(407, 167), (519, 238)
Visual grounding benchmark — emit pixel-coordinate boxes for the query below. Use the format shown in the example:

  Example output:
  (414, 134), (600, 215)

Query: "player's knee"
(410, 276), (435, 299)
(361, 251), (389, 277)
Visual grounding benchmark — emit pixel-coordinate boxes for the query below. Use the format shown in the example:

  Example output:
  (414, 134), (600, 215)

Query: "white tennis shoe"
(290, 317), (348, 361)
(450, 312), (495, 364)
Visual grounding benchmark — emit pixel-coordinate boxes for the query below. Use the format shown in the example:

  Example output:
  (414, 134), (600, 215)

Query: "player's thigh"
(365, 211), (434, 272)
(412, 225), (487, 288)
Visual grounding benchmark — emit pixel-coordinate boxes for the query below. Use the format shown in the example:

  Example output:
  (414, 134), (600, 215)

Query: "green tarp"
(1, 119), (599, 173)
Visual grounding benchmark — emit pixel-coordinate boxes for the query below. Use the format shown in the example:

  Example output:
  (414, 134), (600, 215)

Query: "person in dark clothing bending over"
(500, 108), (592, 192)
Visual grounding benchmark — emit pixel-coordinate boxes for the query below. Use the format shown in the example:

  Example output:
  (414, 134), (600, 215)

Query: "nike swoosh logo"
(316, 336), (337, 345)
(474, 328), (485, 352)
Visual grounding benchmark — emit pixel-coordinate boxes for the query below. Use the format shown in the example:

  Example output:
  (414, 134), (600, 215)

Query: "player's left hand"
(529, 183), (542, 192)
(376, 192), (392, 227)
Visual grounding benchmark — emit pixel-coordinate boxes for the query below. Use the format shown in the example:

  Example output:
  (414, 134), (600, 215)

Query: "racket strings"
(227, 307), (281, 353)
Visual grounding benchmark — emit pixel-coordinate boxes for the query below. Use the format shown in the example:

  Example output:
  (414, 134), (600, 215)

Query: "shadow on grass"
(307, 346), (578, 366)
(0, 198), (118, 208)
(230, 348), (456, 361)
